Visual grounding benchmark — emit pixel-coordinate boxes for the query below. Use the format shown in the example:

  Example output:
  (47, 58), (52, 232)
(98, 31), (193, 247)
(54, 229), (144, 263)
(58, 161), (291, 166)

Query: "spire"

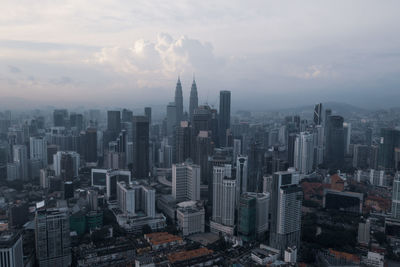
(189, 74), (198, 121)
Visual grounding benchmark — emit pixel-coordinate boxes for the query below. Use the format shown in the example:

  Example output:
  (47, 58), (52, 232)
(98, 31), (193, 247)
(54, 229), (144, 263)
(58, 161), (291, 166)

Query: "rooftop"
(167, 247), (213, 263)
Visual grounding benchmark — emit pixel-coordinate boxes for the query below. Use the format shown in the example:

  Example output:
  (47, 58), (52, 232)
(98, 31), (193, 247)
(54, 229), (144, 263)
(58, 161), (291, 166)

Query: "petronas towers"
(173, 75), (198, 122)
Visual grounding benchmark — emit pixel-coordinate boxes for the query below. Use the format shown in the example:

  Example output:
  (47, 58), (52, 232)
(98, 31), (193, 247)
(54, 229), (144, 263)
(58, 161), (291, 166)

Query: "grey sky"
(1, 0), (399, 110)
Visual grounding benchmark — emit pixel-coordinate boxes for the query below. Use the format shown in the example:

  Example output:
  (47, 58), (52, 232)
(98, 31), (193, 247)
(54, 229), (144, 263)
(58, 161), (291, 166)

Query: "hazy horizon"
(1, 1), (400, 109)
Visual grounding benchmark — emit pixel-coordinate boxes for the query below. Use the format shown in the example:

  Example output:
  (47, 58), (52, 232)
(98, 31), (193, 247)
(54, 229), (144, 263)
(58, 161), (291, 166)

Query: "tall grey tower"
(189, 77), (198, 121)
(174, 77), (184, 123)
(219, 90), (231, 147)
(313, 103), (322, 125)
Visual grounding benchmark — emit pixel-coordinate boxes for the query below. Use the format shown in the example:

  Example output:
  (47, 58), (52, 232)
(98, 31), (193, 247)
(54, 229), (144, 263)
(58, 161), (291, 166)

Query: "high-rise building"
(313, 103), (322, 125)
(53, 109), (68, 127)
(166, 102), (177, 136)
(12, 145), (28, 181)
(189, 77), (198, 121)
(219, 90), (231, 147)
(358, 219), (371, 245)
(116, 181), (155, 218)
(233, 139), (242, 164)
(193, 131), (214, 184)
(30, 136), (47, 168)
(132, 116), (149, 179)
(236, 156), (248, 203)
(353, 145), (370, 169)
(84, 127), (97, 163)
(269, 171), (302, 255)
(35, 208), (71, 267)
(53, 151), (80, 179)
(379, 128), (400, 170)
(69, 113), (83, 131)
(175, 121), (193, 163)
(0, 231), (23, 267)
(192, 105), (212, 135)
(325, 115), (345, 169)
(392, 173), (400, 219)
(174, 77), (183, 123)
(210, 164), (236, 235)
(238, 192), (270, 241)
(144, 107), (152, 125)
(343, 122), (352, 155)
(107, 110), (121, 134)
(172, 161), (200, 202)
(294, 132), (314, 175)
(121, 109), (133, 123)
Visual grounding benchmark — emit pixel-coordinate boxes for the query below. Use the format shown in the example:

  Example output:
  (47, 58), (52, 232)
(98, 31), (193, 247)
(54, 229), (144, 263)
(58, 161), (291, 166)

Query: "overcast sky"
(1, 0), (399, 110)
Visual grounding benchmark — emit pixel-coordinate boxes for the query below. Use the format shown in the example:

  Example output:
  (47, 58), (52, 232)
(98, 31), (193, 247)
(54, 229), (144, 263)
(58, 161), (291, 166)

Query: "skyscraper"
(132, 116), (149, 179)
(166, 102), (177, 136)
(0, 231), (24, 267)
(30, 136), (47, 168)
(294, 132), (314, 175)
(325, 115), (345, 168)
(392, 173), (400, 219)
(35, 208), (71, 267)
(189, 77), (198, 121)
(172, 160), (200, 202)
(378, 128), (400, 170)
(210, 164), (236, 235)
(219, 90), (231, 147)
(236, 156), (248, 203)
(121, 109), (133, 123)
(269, 171), (302, 255)
(174, 77), (183, 123)
(107, 110), (121, 141)
(313, 103), (323, 125)
(343, 122), (352, 155)
(175, 121), (193, 163)
(53, 109), (68, 127)
(144, 107), (152, 125)
(85, 127), (98, 163)
(13, 145), (28, 181)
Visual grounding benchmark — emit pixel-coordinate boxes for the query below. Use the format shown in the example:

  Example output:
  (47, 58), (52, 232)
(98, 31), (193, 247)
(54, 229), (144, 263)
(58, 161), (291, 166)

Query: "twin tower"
(174, 76), (198, 122)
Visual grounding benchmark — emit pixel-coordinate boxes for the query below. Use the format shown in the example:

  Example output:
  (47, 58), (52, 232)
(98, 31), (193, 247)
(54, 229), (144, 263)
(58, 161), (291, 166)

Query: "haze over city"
(1, 1), (400, 109)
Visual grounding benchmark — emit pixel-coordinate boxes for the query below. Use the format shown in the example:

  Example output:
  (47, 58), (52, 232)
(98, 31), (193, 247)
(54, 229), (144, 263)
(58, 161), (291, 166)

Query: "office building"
(104, 169), (131, 200)
(174, 77), (184, 123)
(219, 90), (231, 147)
(175, 121), (193, 163)
(0, 231), (23, 267)
(343, 122), (352, 155)
(172, 161), (200, 202)
(30, 136), (47, 168)
(166, 102), (177, 136)
(121, 109), (133, 123)
(314, 103), (323, 125)
(379, 128), (400, 170)
(392, 173), (400, 219)
(189, 77), (198, 121)
(35, 208), (71, 267)
(132, 116), (149, 179)
(269, 171), (302, 255)
(193, 131), (214, 184)
(12, 145), (28, 181)
(144, 107), (152, 125)
(176, 200), (205, 236)
(358, 219), (371, 245)
(53, 109), (68, 127)
(236, 156), (248, 203)
(238, 192), (270, 241)
(210, 164), (236, 235)
(294, 132), (314, 175)
(84, 127), (97, 163)
(107, 110), (121, 140)
(53, 151), (80, 179)
(325, 115), (345, 168)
